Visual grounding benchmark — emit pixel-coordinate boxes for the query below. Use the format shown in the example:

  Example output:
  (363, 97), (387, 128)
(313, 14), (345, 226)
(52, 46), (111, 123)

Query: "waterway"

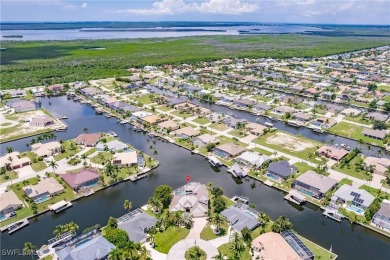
(1, 96), (389, 260)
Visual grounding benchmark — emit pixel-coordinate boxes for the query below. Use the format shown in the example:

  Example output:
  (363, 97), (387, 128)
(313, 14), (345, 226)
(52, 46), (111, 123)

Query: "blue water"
(346, 204), (365, 214)
(266, 173), (280, 181)
(34, 195), (50, 204)
(74, 237), (92, 248)
(298, 188), (314, 197)
(0, 215), (6, 222)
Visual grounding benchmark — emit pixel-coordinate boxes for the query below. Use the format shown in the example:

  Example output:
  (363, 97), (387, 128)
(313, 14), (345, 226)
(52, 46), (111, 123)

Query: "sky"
(1, 0), (390, 25)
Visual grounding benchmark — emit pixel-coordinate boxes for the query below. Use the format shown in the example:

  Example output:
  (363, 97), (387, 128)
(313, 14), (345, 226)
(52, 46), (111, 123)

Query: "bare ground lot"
(264, 132), (316, 152)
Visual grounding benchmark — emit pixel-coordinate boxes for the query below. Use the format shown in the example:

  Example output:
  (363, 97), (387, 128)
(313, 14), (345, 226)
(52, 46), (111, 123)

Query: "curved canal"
(1, 96), (389, 260)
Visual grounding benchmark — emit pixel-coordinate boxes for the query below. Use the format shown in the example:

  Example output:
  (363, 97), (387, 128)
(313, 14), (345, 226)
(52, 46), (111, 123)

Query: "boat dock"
(128, 172), (148, 182)
(48, 200), (72, 213)
(232, 195), (249, 204)
(323, 208), (343, 222)
(284, 190), (306, 205)
(6, 218), (29, 234)
(263, 180), (274, 186)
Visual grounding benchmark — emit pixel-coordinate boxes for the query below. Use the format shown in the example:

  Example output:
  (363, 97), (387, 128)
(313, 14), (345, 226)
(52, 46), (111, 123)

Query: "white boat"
(264, 122), (273, 127)
(108, 131), (118, 137)
(208, 156), (222, 167)
(312, 127), (324, 133)
(61, 115), (68, 119)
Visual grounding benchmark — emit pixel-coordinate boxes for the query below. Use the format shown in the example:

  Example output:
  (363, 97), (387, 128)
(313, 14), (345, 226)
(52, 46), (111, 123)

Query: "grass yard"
(344, 115), (371, 126)
(217, 136), (248, 147)
(217, 243), (251, 260)
(54, 140), (80, 161)
(254, 131), (322, 163)
(175, 138), (195, 150)
(209, 123), (229, 131)
(134, 94), (155, 105)
(192, 117), (210, 125)
(81, 148), (97, 158)
(228, 129), (248, 138)
(293, 162), (317, 174)
(91, 152), (113, 165)
(157, 105), (173, 112)
(338, 178), (353, 186)
(332, 156), (367, 180)
(200, 221), (229, 240)
(0, 171), (18, 184)
(20, 151), (47, 172)
(250, 147), (273, 156)
(297, 234), (337, 260)
(170, 110), (191, 119)
(154, 226), (190, 253)
(329, 122), (384, 146)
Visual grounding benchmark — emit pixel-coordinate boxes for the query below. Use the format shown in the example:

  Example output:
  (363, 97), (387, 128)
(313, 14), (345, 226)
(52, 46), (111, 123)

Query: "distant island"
(2, 35), (23, 38)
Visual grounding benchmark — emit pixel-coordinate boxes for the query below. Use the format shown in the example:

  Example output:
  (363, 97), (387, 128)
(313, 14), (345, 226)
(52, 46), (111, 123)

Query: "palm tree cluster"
(26, 132), (57, 147)
(53, 221), (79, 237)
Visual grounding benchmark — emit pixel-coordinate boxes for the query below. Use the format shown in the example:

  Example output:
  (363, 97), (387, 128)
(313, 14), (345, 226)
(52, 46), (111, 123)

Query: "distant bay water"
(0, 22), (330, 41)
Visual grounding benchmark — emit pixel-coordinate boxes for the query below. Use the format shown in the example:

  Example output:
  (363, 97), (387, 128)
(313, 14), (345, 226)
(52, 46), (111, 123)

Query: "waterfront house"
(169, 182), (209, 217)
(193, 134), (219, 147)
(265, 161), (297, 182)
(222, 115), (247, 129)
(48, 84), (64, 94)
(316, 145), (349, 161)
(112, 151), (138, 167)
(293, 112), (313, 122)
(236, 151), (271, 168)
(372, 200), (390, 232)
(253, 103), (271, 113)
(0, 191), (23, 219)
(221, 203), (260, 232)
(331, 184), (374, 214)
(164, 96), (186, 106)
(131, 111), (153, 121)
(55, 231), (115, 260)
(310, 117), (337, 129)
(363, 156), (390, 176)
(96, 140), (128, 152)
(0, 152), (31, 170)
(281, 230), (315, 260)
(174, 102), (197, 112)
(251, 232), (301, 260)
(6, 99), (38, 112)
(233, 98), (255, 108)
(292, 171), (338, 199)
(31, 87), (45, 97)
(362, 129), (387, 140)
(9, 89), (27, 98)
(341, 108), (362, 117)
(173, 127), (200, 139)
(212, 143), (246, 160)
(140, 114), (166, 125)
(323, 103), (344, 113)
(75, 133), (101, 147)
(157, 120), (180, 132)
(117, 209), (157, 243)
(61, 168), (100, 191)
(246, 122), (267, 136)
(23, 177), (64, 204)
(31, 141), (61, 158)
(29, 115), (54, 127)
(273, 106), (295, 115)
(79, 87), (102, 98)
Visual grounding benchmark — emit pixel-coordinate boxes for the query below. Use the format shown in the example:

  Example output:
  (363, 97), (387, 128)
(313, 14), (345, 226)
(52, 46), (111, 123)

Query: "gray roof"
(96, 140), (128, 152)
(363, 128), (387, 139)
(376, 200), (390, 217)
(56, 235), (115, 260)
(254, 103), (271, 110)
(294, 171), (337, 194)
(267, 161), (296, 178)
(221, 203), (260, 232)
(333, 184), (375, 208)
(118, 211), (157, 243)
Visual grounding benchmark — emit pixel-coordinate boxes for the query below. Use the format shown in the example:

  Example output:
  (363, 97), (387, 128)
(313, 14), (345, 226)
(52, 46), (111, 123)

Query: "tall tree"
(123, 199), (133, 212)
(23, 242), (36, 260)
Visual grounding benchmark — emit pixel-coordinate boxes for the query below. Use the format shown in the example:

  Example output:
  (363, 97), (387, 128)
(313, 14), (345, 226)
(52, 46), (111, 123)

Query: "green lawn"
(192, 117), (210, 125)
(254, 131), (322, 163)
(154, 226), (190, 253)
(329, 122), (383, 146)
(175, 138), (195, 150)
(0, 127), (53, 144)
(209, 123), (228, 131)
(91, 152), (113, 165)
(228, 129), (248, 138)
(359, 185), (390, 198)
(250, 147), (273, 156)
(338, 178), (353, 186)
(134, 94), (156, 105)
(293, 162), (317, 174)
(217, 136), (248, 147)
(200, 221), (229, 240)
(20, 151), (47, 172)
(81, 148), (97, 158)
(157, 105), (173, 112)
(171, 110), (191, 119)
(0, 171), (18, 184)
(54, 140), (81, 161)
(297, 234), (337, 260)
(217, 243), (251, 260)
(344, 115), (371, 126)
(332, 155), (367, 180)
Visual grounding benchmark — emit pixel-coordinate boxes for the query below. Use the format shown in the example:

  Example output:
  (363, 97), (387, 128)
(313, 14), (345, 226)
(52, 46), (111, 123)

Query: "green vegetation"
(185, 246), (207, 260)
(91, 151), (113, 164)
(293, 162), (317, 174)
(171, 110), (191, 119)
(54, 140), (80, 161)
(332, 155), (367, 180)
(154, 226), (190, 253)
(20, 151), (47, 172)
(250, 147), (273, 156)
(134, 94), (156, 105)
(329, 122), (383, 146)
(338, 178), (353, 186)
(200, 221), (229, 241)
(0, 171), (18, 184)
(217, 242), (251, 260)
(228, 129), (248, 138)
(2, 35), (389, 88)
(209, 123), (228, 131)
(81, 147), (97, 157)
(344, 115), (371, 125)
(192, 117), (210, 125)
(297, 234), (337, 260)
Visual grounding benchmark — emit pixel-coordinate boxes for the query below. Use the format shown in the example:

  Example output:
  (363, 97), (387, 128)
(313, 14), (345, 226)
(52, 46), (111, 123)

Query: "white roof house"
(112, 151), (138, 166)
(332, 184), (375, 210)
(236, 151), (271, 167)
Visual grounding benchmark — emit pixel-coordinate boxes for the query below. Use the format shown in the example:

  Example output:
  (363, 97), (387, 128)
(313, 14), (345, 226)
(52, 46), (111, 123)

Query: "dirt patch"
(265, 132), (316, 152)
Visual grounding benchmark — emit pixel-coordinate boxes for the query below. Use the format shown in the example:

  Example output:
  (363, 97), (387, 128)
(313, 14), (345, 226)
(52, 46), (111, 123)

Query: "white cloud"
(81, 2), (87, 8)
(116, 0), (259, 15)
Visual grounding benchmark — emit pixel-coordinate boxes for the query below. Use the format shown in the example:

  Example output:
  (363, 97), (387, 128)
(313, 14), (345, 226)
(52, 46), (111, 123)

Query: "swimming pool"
(0, 215), (6, 222)
(74, 238), (92, 248)
(298, 188), (314, 197)
(213, 150), (227, 159)
(34, 195), (51, 204)
(266, 173), (280, 181)
(346, 204), (364, 214)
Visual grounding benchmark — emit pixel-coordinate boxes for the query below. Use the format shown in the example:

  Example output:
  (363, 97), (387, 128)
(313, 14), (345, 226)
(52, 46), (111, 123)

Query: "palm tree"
(49, 160), (58, 174)
(108, 247), (122, 260)
(212, 213), (223, 234)
(5, 147), (13, 154)
(83, 128), (89, 134)
(66, 221), (79, 232)
(53, 224), (66, 237)
(123, 199), (133, 212)
(212, 250), (225, 260)
(230, 232), (245, 258)
(271, 216), (293, 233)
(257, 211), (270, 227)
(139, 245), (151, 259)
(23, 242), (36, 259)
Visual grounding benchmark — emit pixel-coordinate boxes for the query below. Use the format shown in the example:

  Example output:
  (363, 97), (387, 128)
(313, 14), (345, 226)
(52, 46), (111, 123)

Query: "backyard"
(329, 122), (384, 146)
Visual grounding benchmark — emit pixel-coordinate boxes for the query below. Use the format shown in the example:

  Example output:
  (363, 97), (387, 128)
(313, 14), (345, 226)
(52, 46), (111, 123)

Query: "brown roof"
(316, 145), (349, 160)
(75, 133), (101, 146)
(215, 143), (246, 157)
(174, 127), (200, 137)
(61, 168), (100, 190)
(141, 114), (164, 124)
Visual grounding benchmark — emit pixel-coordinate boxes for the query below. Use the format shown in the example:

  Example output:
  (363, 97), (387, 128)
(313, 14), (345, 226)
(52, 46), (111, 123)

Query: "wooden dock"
(48, 200), (72, 213)
(284, 190), (306, 205)
(6, 218), (29, 234)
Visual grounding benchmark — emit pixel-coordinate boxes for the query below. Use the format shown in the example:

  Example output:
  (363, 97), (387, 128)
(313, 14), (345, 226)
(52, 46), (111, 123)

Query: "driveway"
(166, 238), (218, 260)
(187, 217), (207, 239)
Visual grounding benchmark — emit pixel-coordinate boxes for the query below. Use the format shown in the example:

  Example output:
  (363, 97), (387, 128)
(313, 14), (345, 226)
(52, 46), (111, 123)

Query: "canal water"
(1, 96), (389, 260)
